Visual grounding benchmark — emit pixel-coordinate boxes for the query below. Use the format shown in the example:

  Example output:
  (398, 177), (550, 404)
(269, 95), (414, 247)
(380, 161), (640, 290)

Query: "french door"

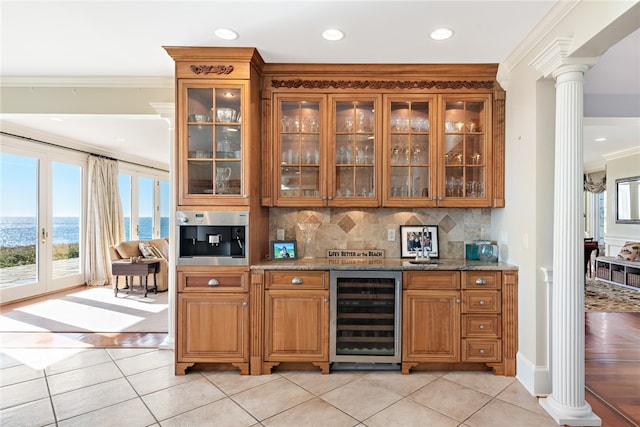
(0, 140), (85, 303)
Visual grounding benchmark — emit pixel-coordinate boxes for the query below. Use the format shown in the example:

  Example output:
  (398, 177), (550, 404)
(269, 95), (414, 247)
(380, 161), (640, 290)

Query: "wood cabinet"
(402, 271), (461, 373)
(165, 47), (265, 207)
(271, 93), (382, 207)
(175, 266), (250, 375)
(402, 270), (516, 375)
(261, 63), (505, 208)
(262, 270), (330, 374)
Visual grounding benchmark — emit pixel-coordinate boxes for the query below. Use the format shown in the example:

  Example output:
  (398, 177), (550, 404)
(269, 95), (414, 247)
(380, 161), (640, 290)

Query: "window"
(118, 166), (169, 241)
(0, 136), (85, 302)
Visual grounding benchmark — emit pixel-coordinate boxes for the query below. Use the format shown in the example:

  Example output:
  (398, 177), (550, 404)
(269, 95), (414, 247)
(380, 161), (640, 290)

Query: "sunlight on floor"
(14, 299), (147, 331)
(1, 347), (90, 370)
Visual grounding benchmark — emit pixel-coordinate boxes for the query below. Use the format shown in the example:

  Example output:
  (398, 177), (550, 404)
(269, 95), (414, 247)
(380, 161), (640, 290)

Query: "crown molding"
(602, 145), (640, 161)
(0, 76), (174, 88)
(498, 0), (579, 79)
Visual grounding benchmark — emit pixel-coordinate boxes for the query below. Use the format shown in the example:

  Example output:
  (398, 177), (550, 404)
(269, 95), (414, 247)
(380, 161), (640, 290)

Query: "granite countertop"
(250, 258), (518, 271)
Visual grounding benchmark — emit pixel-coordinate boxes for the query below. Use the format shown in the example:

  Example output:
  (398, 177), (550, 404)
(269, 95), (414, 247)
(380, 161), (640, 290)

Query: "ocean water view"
(0, 217), (169, 247)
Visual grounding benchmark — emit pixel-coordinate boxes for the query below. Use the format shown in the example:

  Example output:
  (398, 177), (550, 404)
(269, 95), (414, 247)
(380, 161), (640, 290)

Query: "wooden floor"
(585, 312), (640, 427)
(1, 309), (638, 426)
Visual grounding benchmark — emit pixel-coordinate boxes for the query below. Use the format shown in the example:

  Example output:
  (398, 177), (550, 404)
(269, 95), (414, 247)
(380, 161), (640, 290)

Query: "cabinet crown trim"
(190, 64), (235, 75)
(271, 79), (495, 90)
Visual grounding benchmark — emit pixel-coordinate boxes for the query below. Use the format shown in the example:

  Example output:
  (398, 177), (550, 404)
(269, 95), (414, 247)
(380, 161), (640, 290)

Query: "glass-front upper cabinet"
(275, 95), (325, 206)
(180, 83), (246, 205)
(439, 95), (492, 207)
(383, 95), (436, 207)
(330, 95), (381, 207)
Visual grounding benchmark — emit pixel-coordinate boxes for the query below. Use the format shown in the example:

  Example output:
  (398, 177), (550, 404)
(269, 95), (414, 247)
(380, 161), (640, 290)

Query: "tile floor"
(0, 347), (559, 427)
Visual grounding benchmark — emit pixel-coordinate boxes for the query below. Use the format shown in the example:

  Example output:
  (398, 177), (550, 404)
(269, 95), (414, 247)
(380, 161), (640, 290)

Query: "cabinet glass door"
(442, 98), (487, 201)
(385, 97), (434, 206)
(331, 97), (379, 206)
(277, 98), (322, 203)
(185, 86), (243, 199)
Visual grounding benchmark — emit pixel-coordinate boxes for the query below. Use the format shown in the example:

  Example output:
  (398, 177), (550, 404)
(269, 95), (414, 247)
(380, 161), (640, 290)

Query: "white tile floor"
(0, 348), (559, 426)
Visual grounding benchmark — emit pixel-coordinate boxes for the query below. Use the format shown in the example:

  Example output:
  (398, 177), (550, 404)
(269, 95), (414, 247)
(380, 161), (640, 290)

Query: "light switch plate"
(387, 228), (396, 241)
(276, 229), (285, 240)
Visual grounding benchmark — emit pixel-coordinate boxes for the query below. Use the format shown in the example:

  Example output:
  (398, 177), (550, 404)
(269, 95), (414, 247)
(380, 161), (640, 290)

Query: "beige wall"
(605, 151), (640, 255)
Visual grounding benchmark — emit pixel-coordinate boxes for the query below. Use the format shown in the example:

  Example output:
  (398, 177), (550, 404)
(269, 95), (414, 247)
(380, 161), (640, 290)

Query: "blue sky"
(1, 152), (169, 217)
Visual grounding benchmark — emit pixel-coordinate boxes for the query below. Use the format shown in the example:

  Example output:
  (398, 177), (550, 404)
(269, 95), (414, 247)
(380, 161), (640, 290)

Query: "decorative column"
(531, 38), (600, 426)
(151, 102), (176, 350)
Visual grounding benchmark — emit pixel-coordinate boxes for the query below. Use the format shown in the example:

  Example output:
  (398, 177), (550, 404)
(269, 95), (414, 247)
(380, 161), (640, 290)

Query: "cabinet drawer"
(463, 271), (501, 289)
(462, 315), (502, 338)
(178, 268), (249, 292)
(265, 270), (328, 289)
(403, 271), (460, 290)
(462, 290), (501, 313)
(462, 339), (502, 362)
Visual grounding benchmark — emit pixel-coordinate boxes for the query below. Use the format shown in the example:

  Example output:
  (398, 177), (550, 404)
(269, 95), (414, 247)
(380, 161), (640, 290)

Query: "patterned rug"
(585, 277), (640, 312)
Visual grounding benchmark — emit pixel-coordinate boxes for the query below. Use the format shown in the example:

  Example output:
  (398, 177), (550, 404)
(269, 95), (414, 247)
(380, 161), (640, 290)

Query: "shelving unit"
(595, 256), (640, 290)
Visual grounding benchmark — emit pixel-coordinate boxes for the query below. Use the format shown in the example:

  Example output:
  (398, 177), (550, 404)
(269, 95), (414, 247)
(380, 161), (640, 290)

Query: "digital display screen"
(195, 213), (204, 218)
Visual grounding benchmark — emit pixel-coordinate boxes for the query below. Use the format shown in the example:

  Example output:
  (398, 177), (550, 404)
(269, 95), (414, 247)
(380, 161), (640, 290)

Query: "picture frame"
(400, 225), (439, 258)
(270, 240), (298, 260)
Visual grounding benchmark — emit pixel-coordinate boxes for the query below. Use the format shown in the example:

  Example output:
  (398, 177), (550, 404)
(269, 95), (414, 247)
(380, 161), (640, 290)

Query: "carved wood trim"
(271, 79), (495, 90)
(190, 65), (235, 75)
(250, 271), (265, 375)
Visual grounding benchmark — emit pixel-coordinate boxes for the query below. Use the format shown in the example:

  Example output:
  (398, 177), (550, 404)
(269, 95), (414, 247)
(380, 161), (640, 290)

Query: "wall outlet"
(387, 228), (396, 241)
(276, 229), (285, 240)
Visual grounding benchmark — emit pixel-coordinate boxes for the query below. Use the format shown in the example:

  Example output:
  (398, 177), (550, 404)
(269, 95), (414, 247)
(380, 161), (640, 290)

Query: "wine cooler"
(330, 270), (402, 368)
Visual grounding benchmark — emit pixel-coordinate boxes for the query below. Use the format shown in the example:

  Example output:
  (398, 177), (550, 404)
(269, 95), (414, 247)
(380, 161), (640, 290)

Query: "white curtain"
(584, 170), (606, 193)
(85, 156), (124, 286)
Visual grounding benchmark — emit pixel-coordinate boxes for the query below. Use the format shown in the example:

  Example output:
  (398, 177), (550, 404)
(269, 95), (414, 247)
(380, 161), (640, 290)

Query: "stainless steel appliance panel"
(330, 270), (402, 365)
(176, 211), (248, 266)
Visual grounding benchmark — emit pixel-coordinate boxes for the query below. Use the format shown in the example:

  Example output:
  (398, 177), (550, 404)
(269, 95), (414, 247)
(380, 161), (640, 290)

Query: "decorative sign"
(326, 249), (385, 258)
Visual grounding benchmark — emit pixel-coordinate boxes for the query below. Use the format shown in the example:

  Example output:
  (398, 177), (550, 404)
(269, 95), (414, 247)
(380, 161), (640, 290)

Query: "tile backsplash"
(269, 208), (492, 259)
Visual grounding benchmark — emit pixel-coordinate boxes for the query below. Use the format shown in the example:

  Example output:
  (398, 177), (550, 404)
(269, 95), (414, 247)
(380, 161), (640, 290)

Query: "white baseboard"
(516, 352), (551, 396)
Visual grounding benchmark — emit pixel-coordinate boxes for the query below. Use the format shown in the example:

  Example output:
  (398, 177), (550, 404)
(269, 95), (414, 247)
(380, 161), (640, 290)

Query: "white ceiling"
(1, 1), (638, 171)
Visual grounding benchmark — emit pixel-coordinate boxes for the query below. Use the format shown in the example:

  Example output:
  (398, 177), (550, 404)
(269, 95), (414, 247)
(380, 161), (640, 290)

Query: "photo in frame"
(400, 225), (439, 258)
(270, 240), (298, 260)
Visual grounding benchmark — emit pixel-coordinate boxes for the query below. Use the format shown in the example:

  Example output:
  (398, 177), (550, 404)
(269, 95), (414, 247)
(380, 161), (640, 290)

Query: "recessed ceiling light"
(595, 137), (607, 142)
(214, 28), (239, 40)
(322, 28), (345, 41)
(430, 28), (453, 41)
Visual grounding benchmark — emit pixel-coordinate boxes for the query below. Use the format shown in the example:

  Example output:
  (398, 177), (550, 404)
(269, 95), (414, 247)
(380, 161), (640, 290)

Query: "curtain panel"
(85, 156), (125, 286)
(584, 170), (606, 194)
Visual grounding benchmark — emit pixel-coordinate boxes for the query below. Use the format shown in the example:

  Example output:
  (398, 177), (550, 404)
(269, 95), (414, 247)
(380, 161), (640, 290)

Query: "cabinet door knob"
(479, 300), (485, 305)
(243, 194), (248, 199)
(242, 301), (248, 307)
(479, 324), (485, 329)
(323, 297), (328, 303)
(479, 349), (486, 354)
(475, 277), (487, 285)
(208, 279), (220, 286)
(456, 298), (461, 304)
(328, 196), (333, 200)
(291, 277), (303, 284)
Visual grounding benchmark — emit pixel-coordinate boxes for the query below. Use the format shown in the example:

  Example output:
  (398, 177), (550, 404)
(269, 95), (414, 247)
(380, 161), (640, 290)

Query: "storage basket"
(627, 273), (640, 288)
(611, 270), (625, 284)
(596, 266), (609, 280)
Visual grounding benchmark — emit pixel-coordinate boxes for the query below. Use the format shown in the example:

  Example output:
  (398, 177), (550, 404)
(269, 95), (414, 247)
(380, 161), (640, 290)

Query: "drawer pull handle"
(479, 324), (485, 329)
(475, 278), (487, 285)
(479, 300), (486, 305)
(208, 279), (220, 286)
(291, 277), (303, 284)
(479, 349), (486, 354)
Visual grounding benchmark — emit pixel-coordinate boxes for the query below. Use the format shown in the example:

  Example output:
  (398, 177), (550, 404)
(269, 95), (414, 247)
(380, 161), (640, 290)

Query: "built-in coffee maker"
(176, 211), (248, 266)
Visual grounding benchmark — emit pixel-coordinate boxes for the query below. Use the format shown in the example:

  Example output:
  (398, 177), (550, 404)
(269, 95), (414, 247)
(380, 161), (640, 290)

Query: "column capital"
(530, 37), (598, 79)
